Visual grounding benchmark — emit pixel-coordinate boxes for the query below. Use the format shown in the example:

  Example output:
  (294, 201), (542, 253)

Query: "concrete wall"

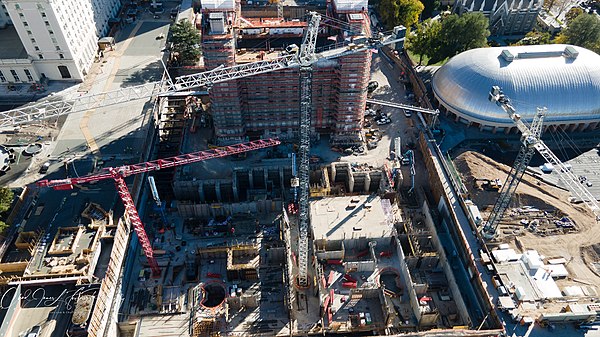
(393, 236), (421, 323)
(421, 199), (470, 326)
(177, 199), (283, 218)
(418, 132), (503, 331)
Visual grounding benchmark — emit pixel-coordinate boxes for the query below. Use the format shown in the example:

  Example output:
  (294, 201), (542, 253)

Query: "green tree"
(170, 20), (201, 66)
(0, 221), (8, 234)
(555, 14), (600, 53)
(0, 187), (13, 213)
(564, 7), (583, 24)
(515, 30), (551, 45)
(379, 0), (425, 29)
(433, 12), (490, 62)
(407, 19), (442, 65)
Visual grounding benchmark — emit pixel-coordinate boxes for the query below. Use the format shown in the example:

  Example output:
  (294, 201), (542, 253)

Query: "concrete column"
(568, 123), (577, 132)
(215, 181), (222, 202)
(348, 170), (355, 193)
(330, 163), (337, 183)
(232, 172), (239, 202)
(199, 183), (206, 202)
(364, 173), (371, 193)
(248, 169), (254, 189)
(264, 169), (269, 190)
(279, 167), (285, 190)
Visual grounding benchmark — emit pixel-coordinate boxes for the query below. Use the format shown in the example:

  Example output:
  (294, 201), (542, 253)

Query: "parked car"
(402, 109), (412, 117)
(367, 81), (379, 93)
(39, 162), (50, 174)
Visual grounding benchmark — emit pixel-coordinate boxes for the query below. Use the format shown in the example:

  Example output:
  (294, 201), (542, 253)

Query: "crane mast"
(483, 86), (600, 239)
(296, 12), (321, 288)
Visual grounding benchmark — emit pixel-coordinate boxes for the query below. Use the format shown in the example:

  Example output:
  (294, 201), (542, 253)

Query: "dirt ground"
(454, 150), (600, 290)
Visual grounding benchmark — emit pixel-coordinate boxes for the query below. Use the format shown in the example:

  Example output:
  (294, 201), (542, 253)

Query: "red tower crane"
(36, 138), (281, 276)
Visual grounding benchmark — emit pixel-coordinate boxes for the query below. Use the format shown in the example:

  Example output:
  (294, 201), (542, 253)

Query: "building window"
(37, 3), (44, 9)
(24, 69), (33, 82)
(55, 45), (60, 51)
(26, 30), (32, 35)
(15, 4), (21, 10)
(23, 21), (28, 27)
(38, 54), (43, 59)
(48, 30), (54, 35)
(10, 70), (20, 82)
(59, 53), (64, 59)
(51, 37), (57, 44)
(30, 38), (35, 43)
(41, 12), (46, 17)
(44, 20), (49, 26)
(18, 12), (24, 17)
(58, 66), (71, 79)
(0, 71), (6, 83)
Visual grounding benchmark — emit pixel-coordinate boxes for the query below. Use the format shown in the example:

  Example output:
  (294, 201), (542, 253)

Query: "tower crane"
(296, 13), (321, 288)
(37, 139), (281, 276)
(482, 86), (600, 239)
(13, 12), (405, 284)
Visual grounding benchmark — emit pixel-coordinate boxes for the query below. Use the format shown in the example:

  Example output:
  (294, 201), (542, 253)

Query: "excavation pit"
(200, 282), (227, 309)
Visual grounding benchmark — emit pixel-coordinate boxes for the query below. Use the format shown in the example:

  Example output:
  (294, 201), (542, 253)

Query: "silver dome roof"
(432, 45), (600, 126)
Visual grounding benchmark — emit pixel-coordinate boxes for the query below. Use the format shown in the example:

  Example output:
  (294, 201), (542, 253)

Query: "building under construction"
(197, 0), (372, 146)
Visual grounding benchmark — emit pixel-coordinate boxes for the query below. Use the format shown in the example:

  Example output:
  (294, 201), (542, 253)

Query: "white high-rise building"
(0, 0), (121, 82)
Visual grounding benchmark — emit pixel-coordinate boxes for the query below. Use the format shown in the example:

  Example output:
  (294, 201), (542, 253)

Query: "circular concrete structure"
(432, 45), (600, 133)
(200, 282), (226, 309)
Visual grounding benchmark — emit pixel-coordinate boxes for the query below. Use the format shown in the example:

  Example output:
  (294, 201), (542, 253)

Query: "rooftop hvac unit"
(563, 46), (579, 59)
(209, 12), (226, 34)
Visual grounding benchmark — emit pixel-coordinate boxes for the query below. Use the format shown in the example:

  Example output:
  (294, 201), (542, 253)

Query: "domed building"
(432, 44), (600, 133)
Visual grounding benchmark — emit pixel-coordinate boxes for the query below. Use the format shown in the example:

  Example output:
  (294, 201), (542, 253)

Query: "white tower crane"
(296, 12), (321, 288)
(4, 12), (406, 285)
(483, 86), (600, 239)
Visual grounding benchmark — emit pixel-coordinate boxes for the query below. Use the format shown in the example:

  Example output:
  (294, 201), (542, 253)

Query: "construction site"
(0, 0), (599, 337)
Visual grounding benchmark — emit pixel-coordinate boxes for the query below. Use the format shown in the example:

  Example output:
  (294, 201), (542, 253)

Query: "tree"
(0, 187), (13, 213)
(515, 30), (551, 45)
(407, 19), (442, 65)
(170, 20), (201, 66)
(555, 14), (600, 53)
(0, 221), (8, 234)
(564, 7), (583, 24)
(433, 12), (489, 62)
(379, 0), (425, 29)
